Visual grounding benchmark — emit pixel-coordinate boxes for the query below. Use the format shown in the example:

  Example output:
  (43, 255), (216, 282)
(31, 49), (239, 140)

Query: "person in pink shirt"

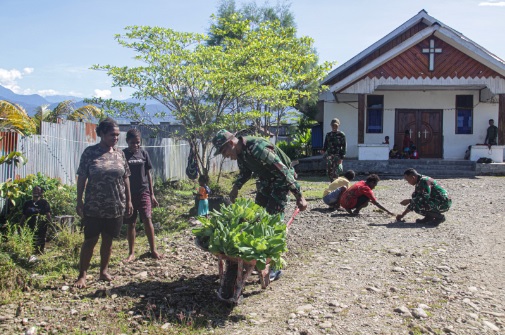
(340, 174), (395, 216)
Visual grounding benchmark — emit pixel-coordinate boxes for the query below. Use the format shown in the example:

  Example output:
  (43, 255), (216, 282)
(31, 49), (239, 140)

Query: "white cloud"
(0, 68), (23, 92)
(94, 89), (112, 99)
(0, 67), (35, 93)
(479, 1), (505, 6)
(37, 89), (59, 96)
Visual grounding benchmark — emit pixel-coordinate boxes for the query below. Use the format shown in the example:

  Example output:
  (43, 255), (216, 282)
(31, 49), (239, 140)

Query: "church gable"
(325, 21), (429, 86)
(367, 37), (504, 80)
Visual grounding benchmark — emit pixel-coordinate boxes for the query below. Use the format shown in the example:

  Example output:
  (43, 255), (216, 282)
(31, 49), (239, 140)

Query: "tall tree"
(92, 16), (331, 176)
(208, 1), (331, 141)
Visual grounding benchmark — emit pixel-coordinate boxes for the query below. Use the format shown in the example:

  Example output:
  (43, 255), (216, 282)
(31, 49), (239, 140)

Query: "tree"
(208, 1), (332, 141)
(92, 16), (331, 176)
(0, 100), (37, 136)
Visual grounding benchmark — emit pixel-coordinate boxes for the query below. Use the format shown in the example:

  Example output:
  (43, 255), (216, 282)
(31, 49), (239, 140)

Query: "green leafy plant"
(192, 198), (287, 270)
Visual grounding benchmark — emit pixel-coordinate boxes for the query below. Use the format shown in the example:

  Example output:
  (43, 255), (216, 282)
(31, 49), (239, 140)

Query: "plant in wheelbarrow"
(192, 198), (287, 303)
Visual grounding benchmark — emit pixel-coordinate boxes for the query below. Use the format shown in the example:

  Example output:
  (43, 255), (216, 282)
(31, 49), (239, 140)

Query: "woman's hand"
(151, 196), (159, 208)
(125, 201), (133, 218)
(400, 199), (410, 206)
(76, 201), (84, 218)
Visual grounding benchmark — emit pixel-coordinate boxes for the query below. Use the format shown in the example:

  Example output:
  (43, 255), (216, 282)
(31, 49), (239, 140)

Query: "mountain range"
(0, 85), (176, 124)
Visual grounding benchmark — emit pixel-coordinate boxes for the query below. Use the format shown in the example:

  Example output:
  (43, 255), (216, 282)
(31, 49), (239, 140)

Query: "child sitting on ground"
(410, 145), (419, 159)
(322, 170), (356, 210)
(389, 145), (401, 159)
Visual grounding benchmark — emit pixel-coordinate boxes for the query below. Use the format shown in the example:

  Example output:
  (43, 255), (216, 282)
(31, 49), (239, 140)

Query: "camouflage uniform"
(234, 136), (302, 215)
(323, 130), (346, 181)
(407, 175), (451, 217)
(77, 144), (131, 218)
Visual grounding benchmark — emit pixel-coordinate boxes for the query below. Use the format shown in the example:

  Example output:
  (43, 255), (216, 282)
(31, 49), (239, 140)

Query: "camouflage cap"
(212, 129), (234, 156)
(331, 118), (340, 126)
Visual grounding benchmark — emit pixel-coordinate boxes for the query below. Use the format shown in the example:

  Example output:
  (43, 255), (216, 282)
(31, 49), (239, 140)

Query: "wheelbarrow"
(194, 208), (300, 305)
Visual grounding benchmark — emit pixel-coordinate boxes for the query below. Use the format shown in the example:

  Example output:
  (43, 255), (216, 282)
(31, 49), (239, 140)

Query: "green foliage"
(92, 15), (332, 177)
(0, 251), (32, 303)
(192, 198), (287, 270)
(2, 223), (35, 259)
(277, 140), (301, 160)
(0, 173), (72, 222)
(292, 128), (312, 157)
(0, 151), (27, 166)
(44, 184), (77, 217)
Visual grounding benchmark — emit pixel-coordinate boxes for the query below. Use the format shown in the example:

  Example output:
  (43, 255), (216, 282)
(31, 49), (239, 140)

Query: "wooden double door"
(395, 109), (443, 158)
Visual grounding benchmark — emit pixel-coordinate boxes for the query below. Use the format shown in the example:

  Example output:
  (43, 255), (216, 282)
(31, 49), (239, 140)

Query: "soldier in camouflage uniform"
(322, 118), (346, 182)
(396, 168), (451, 225)
(212, 129), (308, 281)
(74, 118), (133, 288)
(212, 130), (307, 215)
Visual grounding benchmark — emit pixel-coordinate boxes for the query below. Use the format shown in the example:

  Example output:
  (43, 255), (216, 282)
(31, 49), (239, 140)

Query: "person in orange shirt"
(196, 175), (211, 218)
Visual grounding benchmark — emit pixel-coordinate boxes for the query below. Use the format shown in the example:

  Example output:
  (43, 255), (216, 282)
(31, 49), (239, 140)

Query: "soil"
(1, 176), (504, 334)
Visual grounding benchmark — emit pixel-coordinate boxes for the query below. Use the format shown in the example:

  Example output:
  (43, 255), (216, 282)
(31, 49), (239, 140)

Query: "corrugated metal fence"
(1, 120), (238, 207)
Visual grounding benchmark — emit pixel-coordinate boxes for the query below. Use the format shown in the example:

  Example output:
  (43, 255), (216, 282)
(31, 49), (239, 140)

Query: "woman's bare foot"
(150, 251), (163, 260)
(124, 254), (135, 263)
(74, 277), (87, 289)
(99, 272), (113, 282)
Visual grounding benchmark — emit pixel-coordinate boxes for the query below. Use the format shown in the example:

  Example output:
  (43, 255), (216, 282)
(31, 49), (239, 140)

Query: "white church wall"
(324, 90), (499, 159)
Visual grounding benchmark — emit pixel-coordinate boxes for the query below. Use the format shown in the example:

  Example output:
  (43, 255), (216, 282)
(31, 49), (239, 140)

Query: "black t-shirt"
(22, 199), (51, 228)
(123, 148), (152, 195)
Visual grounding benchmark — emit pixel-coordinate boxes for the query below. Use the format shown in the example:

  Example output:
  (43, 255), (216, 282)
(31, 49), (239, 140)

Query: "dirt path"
(1, 177), (504, 334)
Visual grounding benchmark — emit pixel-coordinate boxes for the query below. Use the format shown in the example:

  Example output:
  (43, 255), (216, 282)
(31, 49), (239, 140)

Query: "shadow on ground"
(368, 222), (440, 229)
(84, 274), (247, 329)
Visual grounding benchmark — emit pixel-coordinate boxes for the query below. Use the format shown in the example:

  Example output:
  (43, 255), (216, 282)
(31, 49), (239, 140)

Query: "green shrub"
(44, 184), (77, 217)
(2, 223), (35, 259)
(276, 140), (302, 160)
(0, 251), (32, 303)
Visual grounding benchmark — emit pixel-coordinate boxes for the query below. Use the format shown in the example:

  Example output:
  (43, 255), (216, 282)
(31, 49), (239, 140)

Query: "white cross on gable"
(422, 39), (442, 71)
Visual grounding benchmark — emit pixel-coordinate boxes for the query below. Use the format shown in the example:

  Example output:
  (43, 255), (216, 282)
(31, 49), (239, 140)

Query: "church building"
(317, 10), (505, 160)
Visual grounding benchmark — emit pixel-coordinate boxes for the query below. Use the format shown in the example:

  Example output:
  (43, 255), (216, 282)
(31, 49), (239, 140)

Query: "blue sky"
(1, 0), (504, 100)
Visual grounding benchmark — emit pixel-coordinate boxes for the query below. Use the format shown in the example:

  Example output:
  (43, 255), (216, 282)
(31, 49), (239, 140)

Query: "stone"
(412, 308), (428, 319)
(392, 267), (405, 273)
(328, 301), (340, 307)
(394, 306), (412, 317)
(25, 327), (37, 335)
(388, 248), (404, 256)
(296, 304), (314, 312)
(466, 312), (478, 320)
(366, 286), (381, 293)
(463, 298), (480, 311)
(135, 271), (148, 278)
(482, 321), (500, 331)
(61, 285), (69, 291)
(319, 321), (332, 328)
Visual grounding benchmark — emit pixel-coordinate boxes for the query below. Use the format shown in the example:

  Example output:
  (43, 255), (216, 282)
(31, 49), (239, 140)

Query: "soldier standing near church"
(484, 118), (498, 146)
(322, 118), (346, 181)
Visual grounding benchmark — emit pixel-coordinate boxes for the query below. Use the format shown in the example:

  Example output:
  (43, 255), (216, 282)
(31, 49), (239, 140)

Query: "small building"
(317, 10), (505, 160)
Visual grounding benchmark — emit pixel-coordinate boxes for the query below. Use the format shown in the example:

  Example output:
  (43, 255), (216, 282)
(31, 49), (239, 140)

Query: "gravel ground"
(1, 176), (504, 334)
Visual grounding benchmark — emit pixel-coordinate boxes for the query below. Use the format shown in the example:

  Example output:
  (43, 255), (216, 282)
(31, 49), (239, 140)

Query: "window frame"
(366, 95), (384, 134)
(455, 95), (473, 135)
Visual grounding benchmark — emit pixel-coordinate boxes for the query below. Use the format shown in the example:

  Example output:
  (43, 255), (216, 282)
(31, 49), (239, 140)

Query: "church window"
(456, 95), (473, 134)
(366, 95), (383, 133)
